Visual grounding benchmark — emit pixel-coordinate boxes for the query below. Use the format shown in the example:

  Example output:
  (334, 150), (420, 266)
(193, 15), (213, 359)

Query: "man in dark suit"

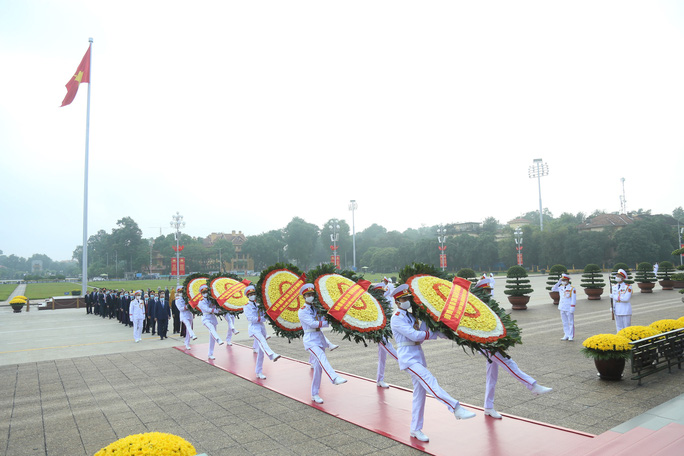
(98, 289), (106, 317)
(148, 291), (158, 335)
(154, 294), (172, 339)
(85, 290), (91, 314)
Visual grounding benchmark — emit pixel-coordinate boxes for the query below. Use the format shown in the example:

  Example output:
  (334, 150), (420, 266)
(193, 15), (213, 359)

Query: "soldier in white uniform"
(297, 283), (346, 404)
(129, 290), (145, 343)
(390, 284), (475, 443)
(373, 282), (398, 389)
(174, 285), (197, 350)
(611, 269), (633, 332)
(223, 313), (239, 346)
(243, 285), (281, 379)
(473, 277), (552, 419)
(198, 284), (224, 360)
(476, 274), (494, 297)
(552, 273), (577, 341)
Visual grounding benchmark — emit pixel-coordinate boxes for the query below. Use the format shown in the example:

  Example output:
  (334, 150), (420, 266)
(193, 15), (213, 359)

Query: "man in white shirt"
(129, 290), (145, 343)
(174, 285), (197, 350)
(198, 284), (224, 360)
(552, 273), (577, 341)
(298, 283), (346, 404)
(611, 269), (633, 331)
(244, 285), (281, 379)
(390, 284), (475, 443)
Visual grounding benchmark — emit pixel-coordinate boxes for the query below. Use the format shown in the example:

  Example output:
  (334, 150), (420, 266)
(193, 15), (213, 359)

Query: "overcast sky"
(2, 0), (684, 262)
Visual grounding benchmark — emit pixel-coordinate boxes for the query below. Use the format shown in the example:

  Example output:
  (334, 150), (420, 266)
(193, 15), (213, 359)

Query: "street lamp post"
(678, 219), (684, 266)
(528, 158), (549, 231)
(349, 200), (358, 271)
(437, 225), (447, 271)
(329, 220), (340, 269)
(514, 228), (523, 266)
(170, 212), (185, 286)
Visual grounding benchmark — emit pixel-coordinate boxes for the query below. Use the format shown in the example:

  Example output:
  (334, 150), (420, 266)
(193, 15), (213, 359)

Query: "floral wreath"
(182, 273), (226, 318)
(308, 264), (393, 346)
(398, 263), (522, 359)
(256, 263), (306, 343)
(206, 272), (250, 317)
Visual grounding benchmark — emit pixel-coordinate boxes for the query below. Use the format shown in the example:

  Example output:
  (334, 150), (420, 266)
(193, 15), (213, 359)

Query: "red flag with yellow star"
(61, 45), (91, 107)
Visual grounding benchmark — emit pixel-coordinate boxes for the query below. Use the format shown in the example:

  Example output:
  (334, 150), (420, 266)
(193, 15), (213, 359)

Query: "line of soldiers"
(84, 286), (186, 336)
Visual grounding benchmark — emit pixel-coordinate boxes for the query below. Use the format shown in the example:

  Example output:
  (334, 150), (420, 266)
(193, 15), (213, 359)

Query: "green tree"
(243, 230), (286, 270)
(283, 217), (319, 269)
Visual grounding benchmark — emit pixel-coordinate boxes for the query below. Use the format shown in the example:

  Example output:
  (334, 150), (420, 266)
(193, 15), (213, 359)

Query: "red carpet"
(175, 342), (593, 455)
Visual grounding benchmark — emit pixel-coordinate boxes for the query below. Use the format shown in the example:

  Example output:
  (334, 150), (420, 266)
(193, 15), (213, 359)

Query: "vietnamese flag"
(61, 45), (91, 107)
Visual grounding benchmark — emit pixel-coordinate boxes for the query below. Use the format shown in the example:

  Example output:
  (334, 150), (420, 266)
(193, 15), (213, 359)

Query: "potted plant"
(456, 268), (477, 284)
(581, 333), (632, 380)
(504, 265), (533, 310)
(546, 264), (568, 306)
(580, 264), (605, 300)
(634, 262), (657, 293)
(657, 261), (675, 290)
(9, 297), (26, 313)
(672, 272), (684, 289)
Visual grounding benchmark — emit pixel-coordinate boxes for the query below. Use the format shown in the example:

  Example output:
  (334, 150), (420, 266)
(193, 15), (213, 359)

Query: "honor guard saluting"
(298, 283), (347, 404)
(390, 284), (475, 442)
(244, 285), (281, 379)
(129, 290), (146, 343)
(552, 273), (577, 341)
(174, 286), (197, 350)
(611, 269), (633, 331)
(198, 284), (224, 360)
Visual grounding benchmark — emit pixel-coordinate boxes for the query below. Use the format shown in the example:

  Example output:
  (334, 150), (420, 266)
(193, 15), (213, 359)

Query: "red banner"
(439, 253), (447, 269)
(328, 280), (371, 321)
(438, 277), (471, 332)
(171, 257), (185, 275)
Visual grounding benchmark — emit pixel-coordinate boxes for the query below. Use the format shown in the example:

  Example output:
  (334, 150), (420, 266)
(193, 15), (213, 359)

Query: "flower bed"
(94, 432), (196, 456)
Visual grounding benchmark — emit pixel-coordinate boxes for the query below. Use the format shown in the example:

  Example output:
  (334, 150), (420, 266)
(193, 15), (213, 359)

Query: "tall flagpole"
(81, 37), (93, 297)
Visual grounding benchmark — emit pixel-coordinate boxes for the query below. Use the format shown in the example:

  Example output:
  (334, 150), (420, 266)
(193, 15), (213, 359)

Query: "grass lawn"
(0, 284), (19, 301)
(24, 283), (84, 300)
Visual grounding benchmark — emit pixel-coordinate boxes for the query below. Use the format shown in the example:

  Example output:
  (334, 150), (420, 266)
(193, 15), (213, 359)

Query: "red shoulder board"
(394, 311), (401, 316)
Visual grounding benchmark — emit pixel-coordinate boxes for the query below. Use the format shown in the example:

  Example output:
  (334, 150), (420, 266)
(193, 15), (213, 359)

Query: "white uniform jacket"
(611, 283), (633, 316)
(175, 296), (193, 320)
(198, 297), (220, 325)
(244, 302), (267, 337)
(298, 304), (329, 350)
(390, 308), (436, 371)
(129, 298), (145, 320)
(552, 281), (577, 313)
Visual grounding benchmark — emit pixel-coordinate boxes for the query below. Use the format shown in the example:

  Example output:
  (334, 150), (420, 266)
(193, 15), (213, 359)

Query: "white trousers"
(307, 345), (340, 396)
(482, 351), (535, 409)
(204, 321), (221, 356)
(560, 311), (574, 339)
(180, 316), (195, 346)
(405, 363), (459, 432)
(615, 315), (631, 332)
(252, 332), (277, 374)
(225, 314), (236, 342)
(309, 335), (334, 365)
(377, 339), (398, 383)
(133, 318), (144, 342)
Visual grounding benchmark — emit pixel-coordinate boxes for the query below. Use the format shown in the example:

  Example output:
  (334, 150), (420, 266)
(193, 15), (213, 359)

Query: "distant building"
(204, 231), (254, 272)
(507, 218), (532, 230)
(577, 213), (634, 232)
(451, 222), (481, 233)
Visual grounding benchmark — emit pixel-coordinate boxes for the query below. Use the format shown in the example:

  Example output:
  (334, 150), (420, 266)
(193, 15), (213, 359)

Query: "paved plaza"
(1, 274), (683, 455)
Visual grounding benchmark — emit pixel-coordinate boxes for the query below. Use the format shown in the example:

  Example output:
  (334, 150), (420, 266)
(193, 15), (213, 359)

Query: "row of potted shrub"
(455, 262), (683, 311)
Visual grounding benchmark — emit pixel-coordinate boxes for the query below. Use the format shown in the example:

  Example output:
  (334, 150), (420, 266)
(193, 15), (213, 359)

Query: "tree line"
(1, 207), (682, 281)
